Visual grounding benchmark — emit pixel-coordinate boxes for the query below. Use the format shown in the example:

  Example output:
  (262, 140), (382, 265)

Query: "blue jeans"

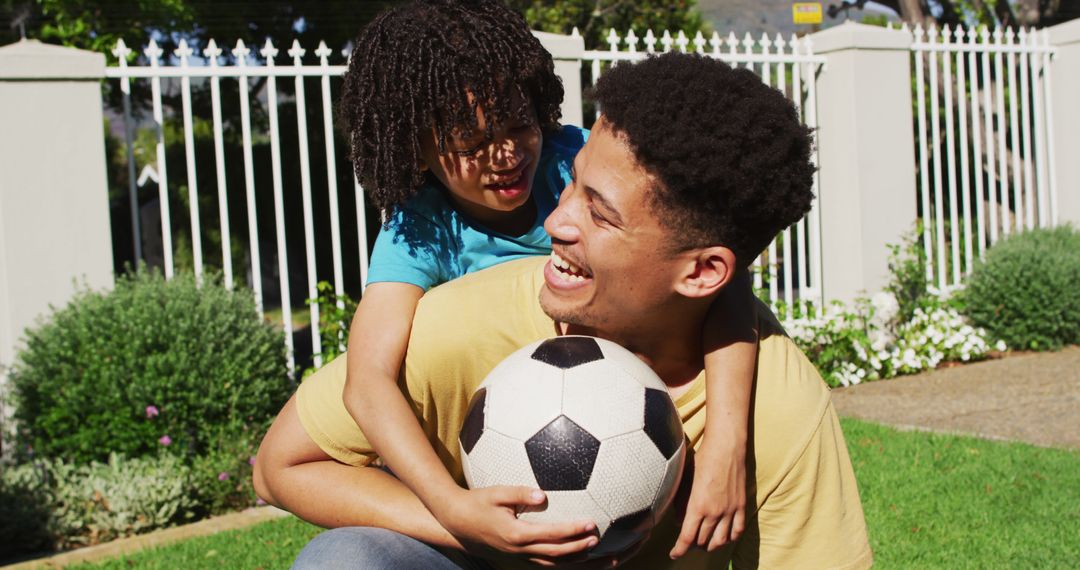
(291, 527), (493, 570)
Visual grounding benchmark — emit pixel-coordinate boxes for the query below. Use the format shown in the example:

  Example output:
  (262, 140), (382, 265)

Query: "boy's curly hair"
(340, 0), (563, 212)
(592, 53), (816, 269)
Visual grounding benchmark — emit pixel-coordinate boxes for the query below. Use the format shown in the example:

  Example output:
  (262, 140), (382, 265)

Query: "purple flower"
(146, 405), (160, 418)
(159, 435), (172, 446)
(248, 456), (256, 466)
(218, 471), (230, 481)
(256, 497), (267, 506)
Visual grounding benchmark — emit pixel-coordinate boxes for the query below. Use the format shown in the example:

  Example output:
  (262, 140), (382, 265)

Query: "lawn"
(72, 418), (1080, 569)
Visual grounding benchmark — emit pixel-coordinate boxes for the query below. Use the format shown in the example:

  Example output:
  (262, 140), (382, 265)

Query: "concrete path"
(832, 346), (1080, 450)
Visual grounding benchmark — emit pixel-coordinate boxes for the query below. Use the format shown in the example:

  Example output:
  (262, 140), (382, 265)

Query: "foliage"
(5, 0), (399, 62)
(9, 269), (291, 464)
(960, 225), (1080, 351)
(303, 281), (359, 378)
(508, 0), (708, 50)
(188, 428), (262, 516)
(0, 453), (199, 556)
(782, 291), (1000, 388)
(0, 462), (54, 558)
(885, 223), (930, 326)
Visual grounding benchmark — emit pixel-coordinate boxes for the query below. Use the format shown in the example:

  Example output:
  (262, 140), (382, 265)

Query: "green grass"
(842, 419), (1080, 568)
(71, 419), (1080, 569)
(68, 517), (321, 570)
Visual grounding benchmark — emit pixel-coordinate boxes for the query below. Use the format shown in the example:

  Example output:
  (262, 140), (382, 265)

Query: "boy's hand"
(669, 434), (747, 559)
(433, 486), (599, 564)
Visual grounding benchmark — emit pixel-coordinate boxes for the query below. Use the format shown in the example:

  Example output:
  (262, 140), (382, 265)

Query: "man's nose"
(544, 183), (581, 242)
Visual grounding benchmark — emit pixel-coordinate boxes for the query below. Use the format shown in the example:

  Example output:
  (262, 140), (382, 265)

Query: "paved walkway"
(832, 346), (1080, 450)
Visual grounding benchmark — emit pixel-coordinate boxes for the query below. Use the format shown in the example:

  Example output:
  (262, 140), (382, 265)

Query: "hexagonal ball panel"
(643, 388), (684, 460)
(525, 415), (600, 491)
(595, 338), (667, 391)
(518, 489), (613, 538)
(586, 431), (666, 523)
(562, 362), (645, 441)
(459, 388), (486, 454)
(530, 336), (604, 369)
(463, 429), (539, 490)
(484, 356), (564, 441)
(651, 442), (686, 521)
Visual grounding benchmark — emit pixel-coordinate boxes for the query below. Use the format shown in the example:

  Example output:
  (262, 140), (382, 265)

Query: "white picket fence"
(909, 24), (1058, 292)
(103, 30), (827, 372)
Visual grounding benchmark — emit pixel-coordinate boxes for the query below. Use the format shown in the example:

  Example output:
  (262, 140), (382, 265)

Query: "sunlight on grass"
(72, 419), (1080, 569)
(841, 418), (1080, 568)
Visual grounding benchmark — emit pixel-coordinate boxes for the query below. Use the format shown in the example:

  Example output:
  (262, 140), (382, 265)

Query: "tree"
(507, 0), (708, 49)
(869, 0), (1080, 29)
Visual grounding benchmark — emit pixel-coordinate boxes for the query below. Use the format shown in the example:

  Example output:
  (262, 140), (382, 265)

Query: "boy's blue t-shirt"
(367, 125), (588, 290)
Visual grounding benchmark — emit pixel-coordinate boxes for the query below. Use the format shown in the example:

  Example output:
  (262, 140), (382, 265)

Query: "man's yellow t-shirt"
(297, 257), (872, 569)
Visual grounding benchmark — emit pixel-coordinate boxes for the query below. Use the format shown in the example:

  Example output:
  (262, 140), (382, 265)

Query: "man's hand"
(433, 486), (599, 563)
(669, 434), (746, 559)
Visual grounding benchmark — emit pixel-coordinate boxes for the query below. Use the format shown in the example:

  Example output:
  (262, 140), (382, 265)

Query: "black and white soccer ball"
(459, 336), (686, 557)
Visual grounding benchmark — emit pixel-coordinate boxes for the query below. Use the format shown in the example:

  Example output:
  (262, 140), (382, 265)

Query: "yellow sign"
(793, 2), (823, 25)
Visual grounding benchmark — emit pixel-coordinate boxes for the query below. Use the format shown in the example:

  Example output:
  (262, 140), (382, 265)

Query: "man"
(254, 52), (872, 569)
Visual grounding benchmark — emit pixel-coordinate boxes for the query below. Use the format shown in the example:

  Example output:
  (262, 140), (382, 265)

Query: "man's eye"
(589, 206), (608, 225)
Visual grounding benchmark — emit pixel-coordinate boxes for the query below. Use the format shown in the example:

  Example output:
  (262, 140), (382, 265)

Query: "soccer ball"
(459, 336), (686, 557)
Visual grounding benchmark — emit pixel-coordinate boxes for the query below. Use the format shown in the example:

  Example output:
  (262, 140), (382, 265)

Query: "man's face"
(540, 119), (687, 334)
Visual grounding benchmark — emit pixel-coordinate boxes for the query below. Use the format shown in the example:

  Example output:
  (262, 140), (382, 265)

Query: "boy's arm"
(671, 272), (757, 559)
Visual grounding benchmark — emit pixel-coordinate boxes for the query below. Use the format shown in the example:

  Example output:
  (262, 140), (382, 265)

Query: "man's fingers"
(707, 516), (732, 551)
(669, 516), (700, 559)
(696, 516), (719, 547)
(519, 533), (599, 558)
(489, 485), (546, 508)
(517, 518), (597, 544)
(731, 510), (747, 541)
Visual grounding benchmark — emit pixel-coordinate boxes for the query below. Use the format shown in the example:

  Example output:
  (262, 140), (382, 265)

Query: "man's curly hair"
(339, 0), (563, 212)
(592, 53), (816, 269)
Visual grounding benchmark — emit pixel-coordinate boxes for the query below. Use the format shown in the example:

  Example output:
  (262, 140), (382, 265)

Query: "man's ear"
(674, 246), (738, 299)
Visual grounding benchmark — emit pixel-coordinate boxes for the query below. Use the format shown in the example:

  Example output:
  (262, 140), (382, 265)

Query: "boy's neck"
(449, 193), (537, 237)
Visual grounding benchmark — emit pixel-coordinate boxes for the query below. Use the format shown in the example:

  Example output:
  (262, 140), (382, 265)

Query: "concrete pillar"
(1048, 18), (1080, 226)
(533, 31), (585, 127)
(0, 40), (114, 440)
(808, 22), (917, 304)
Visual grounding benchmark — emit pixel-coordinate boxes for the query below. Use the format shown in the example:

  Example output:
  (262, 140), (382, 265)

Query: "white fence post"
(808, 22), (917, 304)
(0, 40), (114, 440)
(1048, 19), (1080, 226)
(533, 30), (585, 127)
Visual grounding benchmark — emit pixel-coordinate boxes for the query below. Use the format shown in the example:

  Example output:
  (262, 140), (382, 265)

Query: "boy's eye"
(453, 144), (482, 157)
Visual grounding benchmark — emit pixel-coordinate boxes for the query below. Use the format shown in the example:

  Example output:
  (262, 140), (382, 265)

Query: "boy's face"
(418, 93), (542, 233)
(540, 119), (689, 335)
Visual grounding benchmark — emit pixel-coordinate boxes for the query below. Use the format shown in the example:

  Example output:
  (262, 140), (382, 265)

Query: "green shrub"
(0, 463), (53, 558)
(303, 280), (358, 378)
(0, 453), (199, 555)
(189, 428), (261, 516)
(961, 226), (1080, 350)
(9, 269), (292, 464)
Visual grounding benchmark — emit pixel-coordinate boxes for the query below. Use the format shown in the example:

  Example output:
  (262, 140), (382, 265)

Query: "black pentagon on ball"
(525, 415), (601, 490)
(530, 337), (605, 369)
(459, 388), (487, 454)
(643, 388), (683, 459)
(592, 509), (652, 557)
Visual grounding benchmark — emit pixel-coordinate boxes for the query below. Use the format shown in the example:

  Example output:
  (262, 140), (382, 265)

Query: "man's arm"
(253, 394), (601, 564)
(253, 394), (461, 546)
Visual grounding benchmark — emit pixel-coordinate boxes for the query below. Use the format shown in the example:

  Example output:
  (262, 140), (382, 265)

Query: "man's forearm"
(253, 395), (462, 550)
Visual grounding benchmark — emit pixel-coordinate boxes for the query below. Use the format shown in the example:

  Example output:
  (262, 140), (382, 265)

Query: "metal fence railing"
(910, 24), (1058, 292)
(103, 30), (827, 370)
